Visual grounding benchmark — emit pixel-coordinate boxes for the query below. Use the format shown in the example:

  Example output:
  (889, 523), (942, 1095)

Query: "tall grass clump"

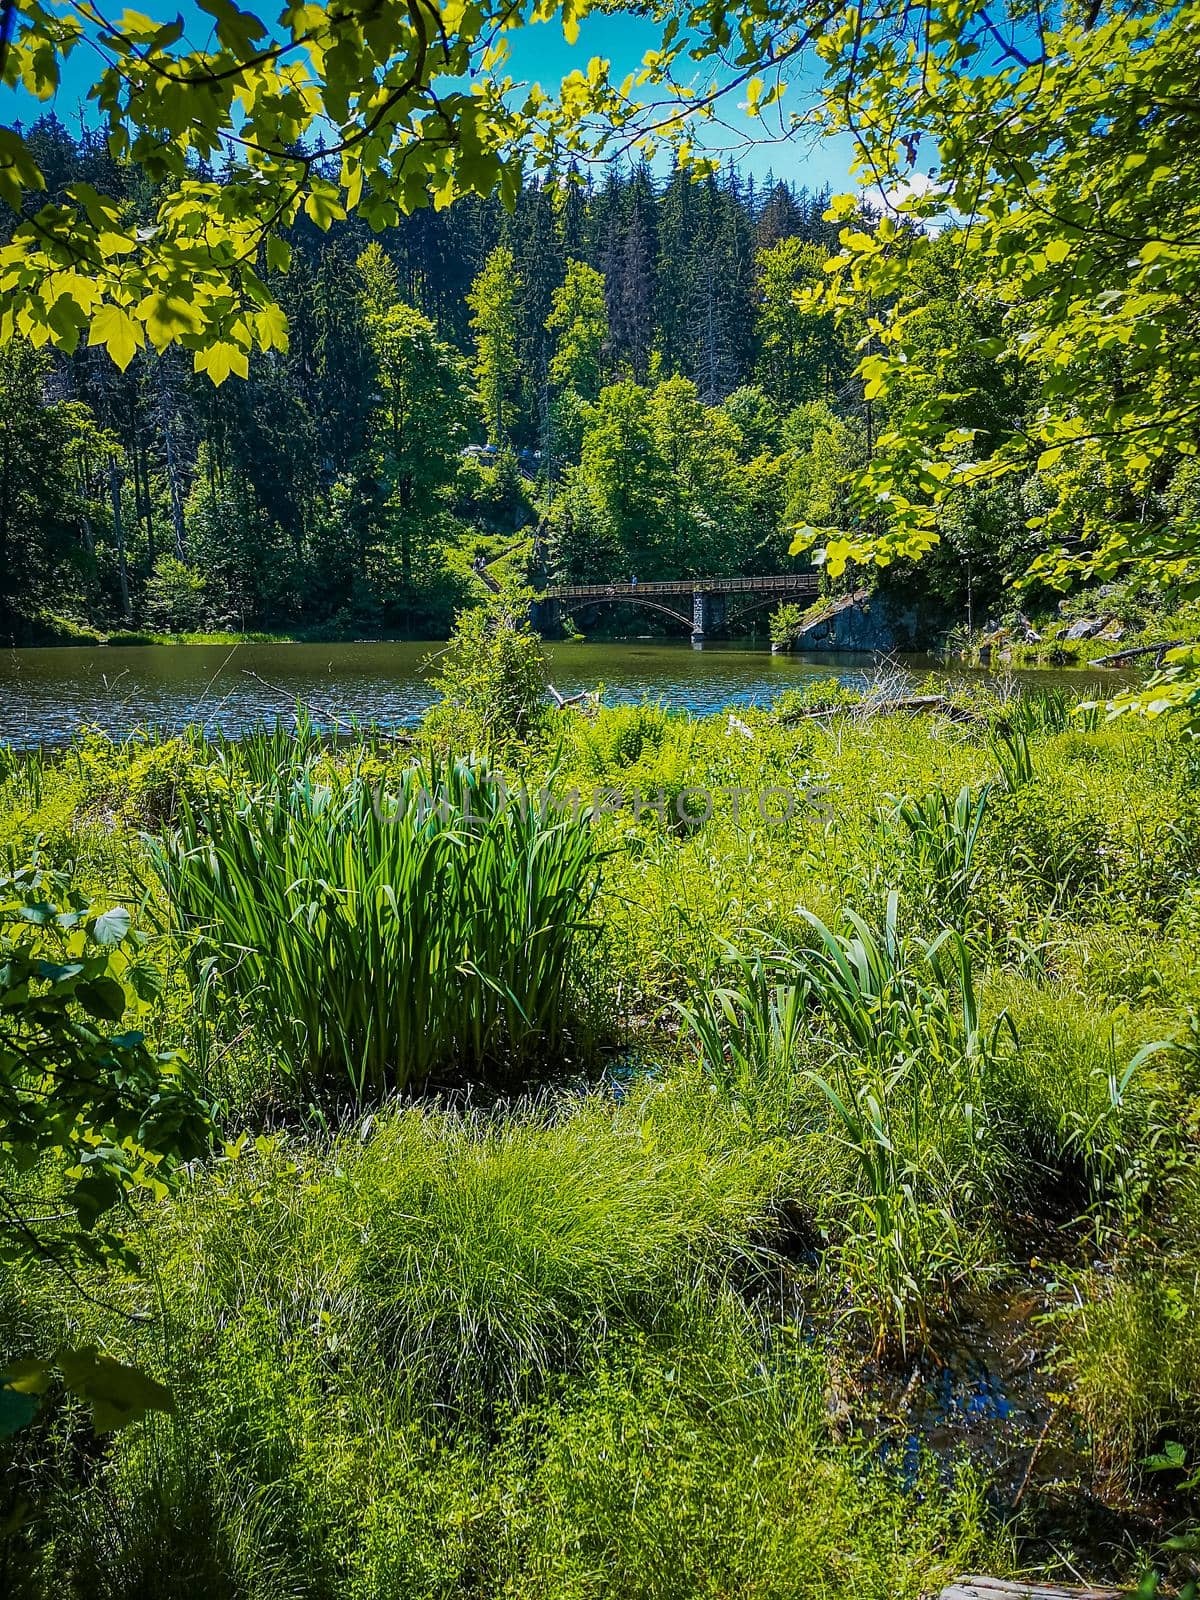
(797, 896), (1014, 1349)
(148, 752), (602, 1099)
(999, 685), (1106, 737)
(344, 1089), (783, 1407)
(684, 897), (1016, 1350)
(990, 724), (1036, 790)
(1054, 1134), (1200, 1489)
(676, 944), (811, 1128)
(884, 781), (991, 930)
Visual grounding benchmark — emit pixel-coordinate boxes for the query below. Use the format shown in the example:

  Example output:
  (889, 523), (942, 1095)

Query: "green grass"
(1, 1087), (1002, 1599)
(2, 685), (1199, 1596)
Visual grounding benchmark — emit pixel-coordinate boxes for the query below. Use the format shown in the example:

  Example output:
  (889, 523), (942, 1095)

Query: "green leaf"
(92, 906), (132, 946)
(303, 183), (346, 231)
(193, 342), (250, 385)
(1143, 1440), (1187, 1472)
(75, 976), (128, 1023)
(55, 1347), (175, 1433)
(1, 1358), (54, 1397)
(265, 235), (292, 273)
(136, 292), (204, 352)
(87, 305), (142, 372)
(0, 1388), (40, 1438)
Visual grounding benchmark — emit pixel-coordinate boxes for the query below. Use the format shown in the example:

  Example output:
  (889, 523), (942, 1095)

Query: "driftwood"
(938, 1580), (1126, 1600)
(780, 694), (986, 726)
(1093, 637), (1197, 667)
(546, 682), (595, 712)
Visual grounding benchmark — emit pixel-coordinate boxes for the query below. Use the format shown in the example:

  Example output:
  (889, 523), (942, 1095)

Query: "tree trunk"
(109, 460), (131, 623)
(165, 430), (187, 559)
(939, 1578), (1127, 1599)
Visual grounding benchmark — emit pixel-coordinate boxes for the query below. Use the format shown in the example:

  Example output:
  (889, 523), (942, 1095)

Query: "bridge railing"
(545, 573), (818, 600)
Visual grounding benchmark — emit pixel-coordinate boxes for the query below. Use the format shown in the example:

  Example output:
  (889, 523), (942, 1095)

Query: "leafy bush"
(566, 700), (672, 776)
(773, 675), (862, 718)
(143, 557), (208, 634)
(0, 862), (208, 1272)
(425, 578), (548, 755)
(768, 601), (805, 647)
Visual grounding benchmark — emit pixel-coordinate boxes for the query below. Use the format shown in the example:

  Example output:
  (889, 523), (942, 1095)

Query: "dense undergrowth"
(3, 680), (1200, 1598)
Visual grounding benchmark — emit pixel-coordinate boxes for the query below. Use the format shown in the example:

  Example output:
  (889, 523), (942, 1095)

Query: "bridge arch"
(532, 573), (820, 639)
(556, 594), (695, 631)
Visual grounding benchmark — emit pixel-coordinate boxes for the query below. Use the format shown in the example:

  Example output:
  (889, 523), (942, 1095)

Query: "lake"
(0, 638), (1111, 749)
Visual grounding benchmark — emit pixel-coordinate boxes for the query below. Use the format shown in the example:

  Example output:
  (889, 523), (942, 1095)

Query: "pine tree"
(605, 163), (657, 381)
(656, 161), (700, 376)
(755, 181), (806, 251)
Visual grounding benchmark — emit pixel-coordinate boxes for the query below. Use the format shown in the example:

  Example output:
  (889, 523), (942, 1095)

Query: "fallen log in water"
(780, 694), (986, 726)
(938, 1579), (1126, 1600)
(1093, 637), (1197, 667)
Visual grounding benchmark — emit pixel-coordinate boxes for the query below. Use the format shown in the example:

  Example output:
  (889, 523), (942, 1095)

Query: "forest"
(4, 0), (1200, 1595)
(7, 113), (1194, 653)
(5, 124), (857, 639)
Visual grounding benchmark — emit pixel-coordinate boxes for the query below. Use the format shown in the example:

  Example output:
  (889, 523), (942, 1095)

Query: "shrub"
(0, 862), (208, 1273)
(425, 578), (547, 755)
(774, 676), (862, 718)
(565, 700), (672, 776)
(143, 557), (209, 634)
(768, 601), (805, 647)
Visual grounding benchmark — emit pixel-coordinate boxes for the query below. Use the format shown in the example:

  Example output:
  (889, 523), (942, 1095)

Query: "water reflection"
(0, 637), (1113, 749)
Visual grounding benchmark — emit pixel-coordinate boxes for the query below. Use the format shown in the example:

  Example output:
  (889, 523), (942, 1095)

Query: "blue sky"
(508, 12), (857, 189)
(4, 5), (857, 192)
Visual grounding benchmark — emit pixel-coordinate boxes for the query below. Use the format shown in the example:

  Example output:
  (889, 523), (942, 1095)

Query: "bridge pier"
(691, 589), (726, 643)
(530, 596), (561, 637)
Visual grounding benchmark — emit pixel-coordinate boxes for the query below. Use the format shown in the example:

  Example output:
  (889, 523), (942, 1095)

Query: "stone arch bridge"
(531, 573), (820, 642)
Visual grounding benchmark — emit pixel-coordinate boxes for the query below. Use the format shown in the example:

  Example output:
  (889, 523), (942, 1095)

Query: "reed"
(147, 749), (602, 1099)
(885, 781), (990, 928)
(682, 896), (1014, 1350)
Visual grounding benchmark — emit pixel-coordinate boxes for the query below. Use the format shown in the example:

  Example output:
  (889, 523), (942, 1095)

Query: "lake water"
(0, 638), (1112, 749)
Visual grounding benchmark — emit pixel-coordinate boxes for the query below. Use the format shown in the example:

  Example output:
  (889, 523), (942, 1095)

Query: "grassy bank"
(15, 616), (419, 649)
(2, 681), (1199, 1598)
